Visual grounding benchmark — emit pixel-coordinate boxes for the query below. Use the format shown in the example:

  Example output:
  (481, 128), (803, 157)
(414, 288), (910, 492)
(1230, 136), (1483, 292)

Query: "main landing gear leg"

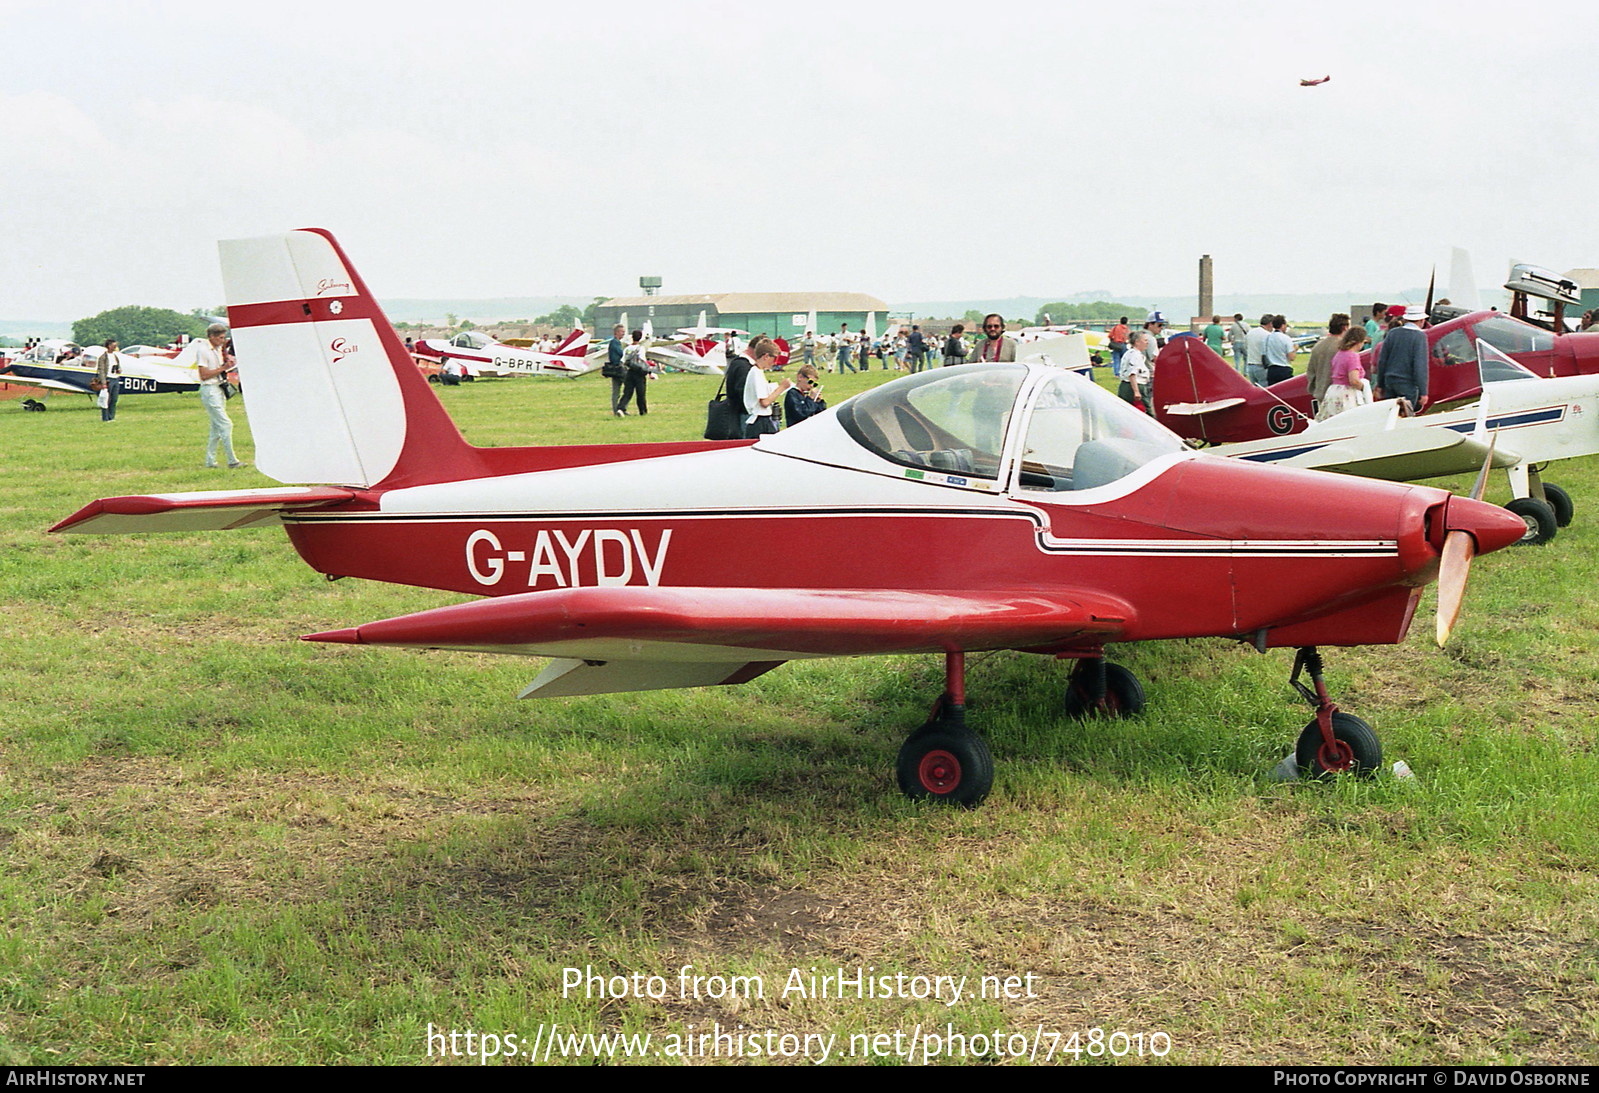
(1062, 656), (1146, 719)
(1289, 646), (1381, 778)
(895, 651), (994, 807)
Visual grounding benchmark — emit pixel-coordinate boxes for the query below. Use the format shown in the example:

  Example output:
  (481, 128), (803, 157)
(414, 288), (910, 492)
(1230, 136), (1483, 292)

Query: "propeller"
(1436, 433), (1497, 646)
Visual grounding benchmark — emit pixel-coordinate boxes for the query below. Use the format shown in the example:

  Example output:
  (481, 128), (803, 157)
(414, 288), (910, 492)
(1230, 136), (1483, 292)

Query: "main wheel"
(1505, 496), (1558, 545)
(1063, 662), (1146, 719)
(896, 724), (993, 807)
(1295, 712), (1382, 778)
(1540, 483), (1574, 528)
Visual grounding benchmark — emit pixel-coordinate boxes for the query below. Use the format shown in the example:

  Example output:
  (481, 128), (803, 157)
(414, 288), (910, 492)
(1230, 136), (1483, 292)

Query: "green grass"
(1, 367), (1596, 1065)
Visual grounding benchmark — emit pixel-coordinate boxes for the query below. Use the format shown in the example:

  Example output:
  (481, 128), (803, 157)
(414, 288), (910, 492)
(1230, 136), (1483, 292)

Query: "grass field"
(2, 366), (1596, 1066)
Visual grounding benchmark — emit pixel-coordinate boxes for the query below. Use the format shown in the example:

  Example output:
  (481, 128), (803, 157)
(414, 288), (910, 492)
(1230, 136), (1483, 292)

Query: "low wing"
(305, 586), (1135, 697)
(52, 487), (358, 534)
(0, 368), (90, 393)
(1242, 428), (1517, 481)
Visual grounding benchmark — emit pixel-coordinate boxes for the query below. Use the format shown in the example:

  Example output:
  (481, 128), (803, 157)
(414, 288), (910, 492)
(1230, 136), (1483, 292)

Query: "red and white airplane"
(1156, 314), (1599, 445)
(412, 328), (594, 378)
(54, 229), (1527, 806)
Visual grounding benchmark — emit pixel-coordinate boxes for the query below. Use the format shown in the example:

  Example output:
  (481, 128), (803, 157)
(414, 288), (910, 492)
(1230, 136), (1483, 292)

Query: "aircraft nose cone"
(1447, 495), (1531, 555)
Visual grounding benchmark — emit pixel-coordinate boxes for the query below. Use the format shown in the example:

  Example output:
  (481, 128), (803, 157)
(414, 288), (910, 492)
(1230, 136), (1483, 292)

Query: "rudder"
(221, 229), (480, 489)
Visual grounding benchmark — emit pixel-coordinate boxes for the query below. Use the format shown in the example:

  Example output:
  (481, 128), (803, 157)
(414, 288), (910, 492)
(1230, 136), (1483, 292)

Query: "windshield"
(1015, 371), (1187, 492)
(1476, 339), (1540, 384)
(1474, 316), (1553, 356)
(837, 365), (1027, 479)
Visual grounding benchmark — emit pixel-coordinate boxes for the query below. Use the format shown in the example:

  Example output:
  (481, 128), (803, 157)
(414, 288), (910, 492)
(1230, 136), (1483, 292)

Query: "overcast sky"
(3, 0), (1596, 320)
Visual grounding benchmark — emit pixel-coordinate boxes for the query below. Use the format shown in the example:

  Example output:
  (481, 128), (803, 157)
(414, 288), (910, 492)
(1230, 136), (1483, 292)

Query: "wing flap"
(519, 658), (785, 698)
(52, 487), (357, 534)
(304, 586), (1134, 661)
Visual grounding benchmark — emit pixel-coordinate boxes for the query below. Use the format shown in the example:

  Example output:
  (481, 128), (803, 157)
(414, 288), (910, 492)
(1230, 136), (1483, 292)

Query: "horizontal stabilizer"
(1161, 398), (1247, 416)
(519, 658), (784, 698)
(304, 586), (1134, 662)
(52, 487), (356, 534)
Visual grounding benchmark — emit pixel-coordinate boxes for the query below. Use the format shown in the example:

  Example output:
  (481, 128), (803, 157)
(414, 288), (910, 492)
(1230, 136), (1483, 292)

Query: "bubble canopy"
(820, 364), (1187, 493)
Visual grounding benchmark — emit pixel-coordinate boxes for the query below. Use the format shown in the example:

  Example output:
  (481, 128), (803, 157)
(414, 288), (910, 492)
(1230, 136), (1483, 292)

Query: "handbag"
(219, 380), (237, 400)
(704, 375), (741, 440)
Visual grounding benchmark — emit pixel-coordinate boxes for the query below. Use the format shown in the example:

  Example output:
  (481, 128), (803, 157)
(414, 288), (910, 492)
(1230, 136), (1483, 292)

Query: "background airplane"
(1205, 341), (1598, 545)
(54, 229), (1527, 806)
(0, 339), (207, 396)
(412, 328), (594, 378)
(1154, 315), (1599, 444)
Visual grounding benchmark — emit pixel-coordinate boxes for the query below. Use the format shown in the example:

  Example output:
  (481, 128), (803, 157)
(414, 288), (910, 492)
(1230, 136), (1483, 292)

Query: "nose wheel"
(1295, 712), (1381, 777)
(1289, 647), (1381, 778)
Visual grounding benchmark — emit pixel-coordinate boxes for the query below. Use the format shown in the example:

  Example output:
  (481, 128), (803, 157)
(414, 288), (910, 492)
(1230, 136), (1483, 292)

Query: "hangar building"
(594, 292), (890, 341)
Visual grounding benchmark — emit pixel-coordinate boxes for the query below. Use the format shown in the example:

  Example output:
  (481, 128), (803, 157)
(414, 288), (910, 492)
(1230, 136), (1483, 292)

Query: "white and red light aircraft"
(412, 328), (594, 378)
(1168, 337), (1599, 545)
(0, 339), (209, 396)
(54, 230), (1528, 806)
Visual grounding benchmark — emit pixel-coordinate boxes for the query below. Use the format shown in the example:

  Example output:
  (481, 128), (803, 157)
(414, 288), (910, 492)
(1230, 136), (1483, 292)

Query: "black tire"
(427, 373), (440, 384)
(895, 725), (993, 807)
(1541, 483), (1574, 528)
(1505, 497), (1558, 546)
(1296, 712), (1382, 778)
(1062, 662), (1146, 719)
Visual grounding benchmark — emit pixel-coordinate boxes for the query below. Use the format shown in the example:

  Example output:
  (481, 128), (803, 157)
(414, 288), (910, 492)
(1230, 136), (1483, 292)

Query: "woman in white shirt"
(742, 339), (791, 438)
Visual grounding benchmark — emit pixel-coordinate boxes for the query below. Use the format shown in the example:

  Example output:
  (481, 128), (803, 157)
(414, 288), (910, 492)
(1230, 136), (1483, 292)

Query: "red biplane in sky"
(53, 230), (1527, 806)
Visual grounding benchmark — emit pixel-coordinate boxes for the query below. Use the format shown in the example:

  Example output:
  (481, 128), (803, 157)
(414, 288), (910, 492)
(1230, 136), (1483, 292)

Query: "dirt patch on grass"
(657, 880), (1599, 1064)
(41, 756), (541, 927)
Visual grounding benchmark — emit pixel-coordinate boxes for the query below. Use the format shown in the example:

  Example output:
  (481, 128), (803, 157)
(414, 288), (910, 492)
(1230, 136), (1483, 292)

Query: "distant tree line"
(73, 305), (210, 347)
(1032, 302), (1144, 325)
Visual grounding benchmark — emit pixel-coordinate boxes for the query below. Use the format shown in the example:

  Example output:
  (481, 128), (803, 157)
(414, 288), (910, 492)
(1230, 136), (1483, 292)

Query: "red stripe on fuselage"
(279, 506), (1409, 644)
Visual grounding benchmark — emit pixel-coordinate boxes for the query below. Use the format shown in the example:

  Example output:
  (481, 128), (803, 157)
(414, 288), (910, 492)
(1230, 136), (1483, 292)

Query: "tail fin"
(1153, 337), (1255, 410)
(221, 229), (481, 490)
(552, 328), (588, 357)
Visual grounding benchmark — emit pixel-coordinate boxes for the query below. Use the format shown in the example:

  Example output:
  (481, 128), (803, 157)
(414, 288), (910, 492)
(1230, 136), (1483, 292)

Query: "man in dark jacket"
(1375, 306), (1429, 412)
(604, 324), (628, 415)
(783, 365), (827, 427)
(907, 325), (927, 372)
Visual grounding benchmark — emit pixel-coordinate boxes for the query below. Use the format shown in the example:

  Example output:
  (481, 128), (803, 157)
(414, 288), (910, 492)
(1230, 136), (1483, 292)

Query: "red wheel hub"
(1317, 740), (1355, 772)
(918, 750), (962, 794)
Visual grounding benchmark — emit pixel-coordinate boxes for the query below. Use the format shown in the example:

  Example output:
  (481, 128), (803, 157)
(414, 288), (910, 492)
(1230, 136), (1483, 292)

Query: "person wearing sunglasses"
(965, 314), (1016, 363)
